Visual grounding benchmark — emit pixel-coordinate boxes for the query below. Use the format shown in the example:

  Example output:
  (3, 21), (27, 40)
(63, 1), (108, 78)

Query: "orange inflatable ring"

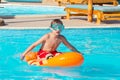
(25, 52), (84, 67)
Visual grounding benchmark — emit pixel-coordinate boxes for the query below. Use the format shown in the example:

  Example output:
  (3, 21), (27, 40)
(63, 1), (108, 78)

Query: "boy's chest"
(46, 38), (61, 44)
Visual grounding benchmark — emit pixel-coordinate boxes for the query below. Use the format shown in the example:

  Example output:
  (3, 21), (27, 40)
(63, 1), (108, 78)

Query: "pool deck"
(0, 1), (120, 29)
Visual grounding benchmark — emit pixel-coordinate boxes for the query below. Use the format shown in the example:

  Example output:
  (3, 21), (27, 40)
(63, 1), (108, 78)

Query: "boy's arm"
(21, 34), (48, 60)
(61, 36), (83, 55)
(21, 42), (38, 60)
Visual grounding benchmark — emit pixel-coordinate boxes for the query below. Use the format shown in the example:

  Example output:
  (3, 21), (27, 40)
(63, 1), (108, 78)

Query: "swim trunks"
(37, 50), (62, 65)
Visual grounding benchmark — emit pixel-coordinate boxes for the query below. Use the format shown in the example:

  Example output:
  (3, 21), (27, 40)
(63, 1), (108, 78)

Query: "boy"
(21, 19), (83, 65)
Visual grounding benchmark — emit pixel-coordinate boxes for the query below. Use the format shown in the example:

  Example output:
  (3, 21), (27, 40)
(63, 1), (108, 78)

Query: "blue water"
(0, 5), (65, 17)
(5, 0), (42, 2)
(0, 28), (120, 80)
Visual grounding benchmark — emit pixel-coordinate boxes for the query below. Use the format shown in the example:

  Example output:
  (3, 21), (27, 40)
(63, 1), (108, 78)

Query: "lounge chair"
(64, 0), (120, 24)
(69, 0), (118, 6)
(55, 0), (118, 6)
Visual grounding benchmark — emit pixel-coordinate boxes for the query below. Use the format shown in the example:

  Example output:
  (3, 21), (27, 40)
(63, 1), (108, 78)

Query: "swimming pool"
(0, 5), (65, 17)
(0, 28), (120, 80)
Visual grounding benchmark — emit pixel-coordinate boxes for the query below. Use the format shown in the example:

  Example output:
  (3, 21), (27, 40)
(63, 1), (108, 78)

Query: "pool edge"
(0, 26), (120, 29)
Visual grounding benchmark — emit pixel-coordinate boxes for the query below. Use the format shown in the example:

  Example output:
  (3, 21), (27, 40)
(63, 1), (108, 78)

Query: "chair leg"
(96, 18), (101, 24)
(88, 13), (93, 22)
(96, 13), (102, 24)
(66, 10), (70, 20)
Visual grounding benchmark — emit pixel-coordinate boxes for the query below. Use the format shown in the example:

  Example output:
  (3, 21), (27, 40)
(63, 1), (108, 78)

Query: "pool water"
(0, 28), (120, 80)
(0, 5), (65, 17)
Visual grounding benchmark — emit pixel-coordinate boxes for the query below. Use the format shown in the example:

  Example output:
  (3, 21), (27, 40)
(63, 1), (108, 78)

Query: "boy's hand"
(20, 54), (25, 60)
(80, 52), (84, 55)
(77, 51), (84, 55)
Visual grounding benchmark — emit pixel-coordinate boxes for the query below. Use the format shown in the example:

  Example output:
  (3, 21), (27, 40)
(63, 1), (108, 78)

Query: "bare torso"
(40, 32), (62, 52)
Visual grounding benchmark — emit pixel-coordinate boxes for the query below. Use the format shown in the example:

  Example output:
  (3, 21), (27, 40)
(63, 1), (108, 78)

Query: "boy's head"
(50, 19), (64, 31)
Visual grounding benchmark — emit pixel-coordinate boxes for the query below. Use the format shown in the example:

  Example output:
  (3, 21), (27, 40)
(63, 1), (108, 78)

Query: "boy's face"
(50, 23), (64, 35)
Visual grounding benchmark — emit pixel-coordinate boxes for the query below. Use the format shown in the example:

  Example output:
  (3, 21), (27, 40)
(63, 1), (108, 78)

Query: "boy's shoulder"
(42, 33), (50, 39)
(45, 32), (52, 36)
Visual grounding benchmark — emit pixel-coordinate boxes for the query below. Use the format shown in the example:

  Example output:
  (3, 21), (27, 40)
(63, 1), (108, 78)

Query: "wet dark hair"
(50, 19), (63, 27)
